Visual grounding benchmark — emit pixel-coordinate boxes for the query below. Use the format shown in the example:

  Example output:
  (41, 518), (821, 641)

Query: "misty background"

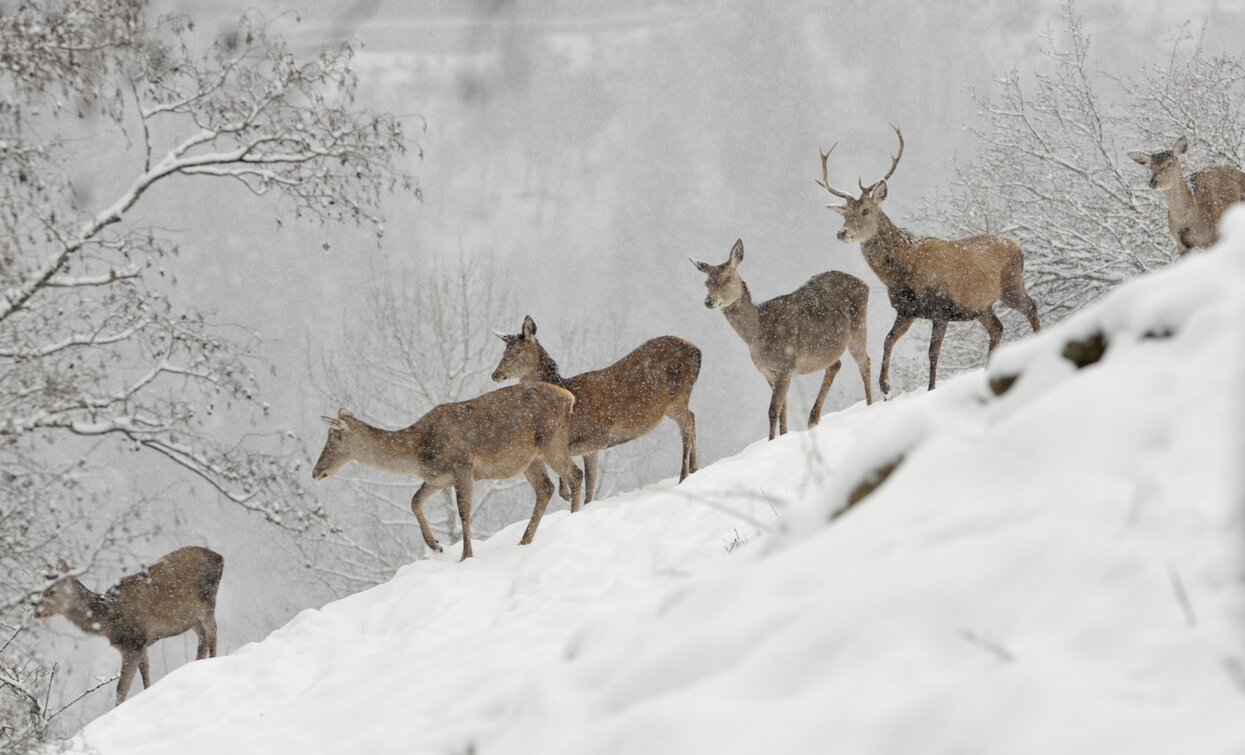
(17, 0), (1244, 733)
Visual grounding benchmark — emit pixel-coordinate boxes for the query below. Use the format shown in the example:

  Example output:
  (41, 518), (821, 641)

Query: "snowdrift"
(71, 212), (1245, 754)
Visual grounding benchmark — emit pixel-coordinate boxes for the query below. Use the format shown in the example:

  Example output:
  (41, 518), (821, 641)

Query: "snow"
(69, 211), (1245, 754)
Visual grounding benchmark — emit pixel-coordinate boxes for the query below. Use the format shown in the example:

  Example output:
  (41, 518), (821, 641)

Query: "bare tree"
(0, 0), (415, 738)
(1, 624), (127, 753)
(919, 2), (1243, 375)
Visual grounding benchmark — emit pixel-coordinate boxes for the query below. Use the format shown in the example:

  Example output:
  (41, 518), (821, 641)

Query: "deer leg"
(582, 452), (600, 505)
(138, 649), (151, 689)
(809, 360), (842, 429)
(410, 482), (445, 554)
(1002, 287), (1042, 334)
(204, 614), (218, 657)
(194, 623), (210, 660)
(848, 322), (873, 405)
(116, 649), (140, 705)
(880, 315), (915, 396)
(767, 373), (791, 440)
(453, 472), (475, 561)
(667, 404), (698, 480)
(544, 448), (583, 513)
(519, 461), (556, 546)
(978, 310), (1004, 356)
(927, 318), (948, 391)
(194, 615), (218, 660)
(687, 419), (699, 474)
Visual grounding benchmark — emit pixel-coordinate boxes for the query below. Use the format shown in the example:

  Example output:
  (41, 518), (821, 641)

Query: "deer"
(312, 382), (583, 560)
(33, 546), (224, 706)
(490, 316), (700, 502)
(1128, 135), (1245, 256)
(690, 239), (872, 440)
(818, 125), (1041, 394)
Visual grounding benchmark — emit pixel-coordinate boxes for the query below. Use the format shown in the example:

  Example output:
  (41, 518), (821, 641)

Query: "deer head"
(689, 239), (746, 309)
(1128, 135), (1188, 191)
(819, 125), (904, 244)
(312, 409), (361, 480)
(33, 574), (86, 620)
(491, 315), (541, 382)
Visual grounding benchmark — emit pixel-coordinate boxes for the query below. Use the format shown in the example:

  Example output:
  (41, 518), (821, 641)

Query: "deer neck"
(526, 343), (570, 389)
(60, 582), (116, 638)
(347, 420), (428, 476)
(1159, 173), (1200, 226)
(860, 212), (915, 292)
(722, 281), (762, 348)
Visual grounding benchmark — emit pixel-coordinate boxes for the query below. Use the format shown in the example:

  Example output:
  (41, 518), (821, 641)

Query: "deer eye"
(861, 208), (870, 216)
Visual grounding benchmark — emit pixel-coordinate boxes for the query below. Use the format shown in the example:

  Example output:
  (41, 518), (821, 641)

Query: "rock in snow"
(72, 211), (1245, 755)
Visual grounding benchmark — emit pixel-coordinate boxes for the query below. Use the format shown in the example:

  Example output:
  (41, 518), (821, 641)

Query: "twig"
(959, 628), (1016, 663)
(47, 672), (119, 723)
(43, 663), (54, 719)
(675, 487), (781, 535)
(1166, 561), (1197, 627)
(0, 626), (21, 657)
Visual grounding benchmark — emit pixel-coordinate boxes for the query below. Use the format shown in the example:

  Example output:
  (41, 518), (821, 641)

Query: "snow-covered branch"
(0, 2), (413, 686)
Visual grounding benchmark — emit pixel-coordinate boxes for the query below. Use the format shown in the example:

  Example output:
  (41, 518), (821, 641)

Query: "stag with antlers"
(817, 126), (1041, 393)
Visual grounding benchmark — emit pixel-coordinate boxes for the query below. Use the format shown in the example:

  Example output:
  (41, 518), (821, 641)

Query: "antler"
(862, 124), (904, 194)
(816, 143), (856, 200)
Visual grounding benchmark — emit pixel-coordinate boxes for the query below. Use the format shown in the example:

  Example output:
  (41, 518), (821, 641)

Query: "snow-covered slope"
(72, 213), (1245, 754)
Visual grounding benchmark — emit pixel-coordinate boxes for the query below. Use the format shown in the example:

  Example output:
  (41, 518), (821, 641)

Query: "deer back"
(1190, 166), (1245, 229)
(563, 336), (700, 451)
(902, 235), (1021, 313)
(420, 383), (575, 479)
(753, 272), (868, 369)
(107, 547), (223, 646)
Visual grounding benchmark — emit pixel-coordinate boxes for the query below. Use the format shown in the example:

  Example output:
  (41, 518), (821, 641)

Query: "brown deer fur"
(491, 316), (700, 501)
(1128, 135), (1245, 256)
(312, 383), (583, 560)
(34, 546), (224, 706)
(819, 126), (1041, 393)
(691, 239), (873, 440)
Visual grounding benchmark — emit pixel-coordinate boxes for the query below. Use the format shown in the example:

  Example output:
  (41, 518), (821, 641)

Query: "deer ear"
(825, 204), (848, 216)
(689, 257), (712, 273)
(1173, 135), (1188, 156)
(522, 315), (537, 340)
(337, 408), (354, 419)
(493, 330), (511, 342)
(321, 415), (344, 431)
(1127, 151), (1151, 166)
(871, 180), (888, 202)
(728, 239), (744, 267)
